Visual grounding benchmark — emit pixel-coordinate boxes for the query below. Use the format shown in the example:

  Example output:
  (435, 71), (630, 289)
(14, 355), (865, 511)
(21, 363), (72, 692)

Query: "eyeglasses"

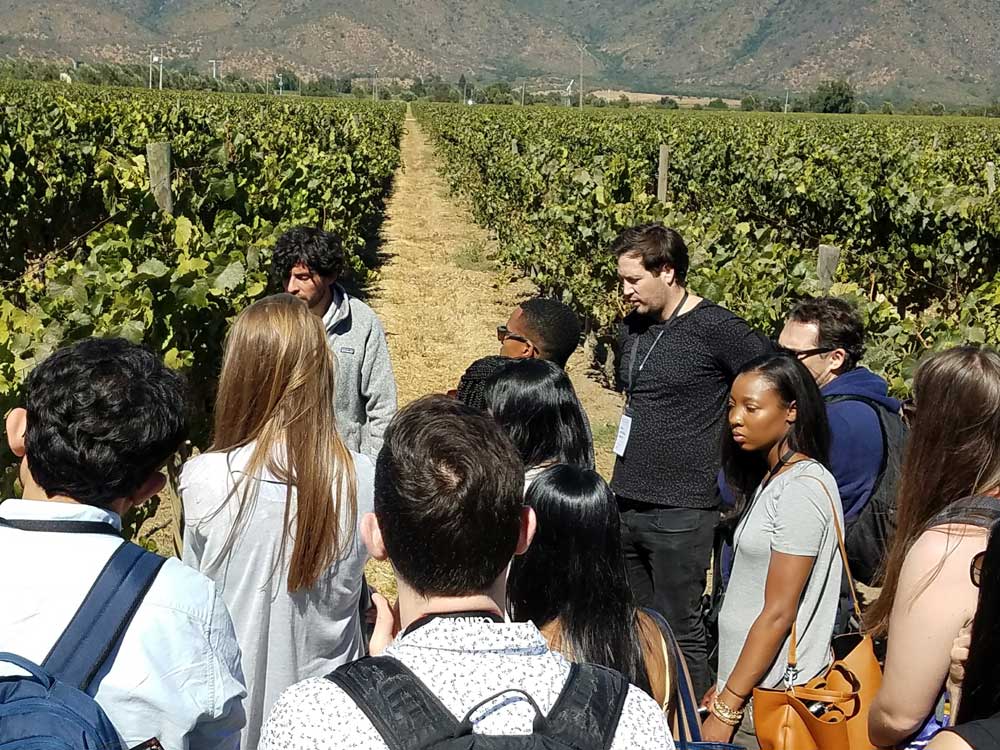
(497, 325), (533, 348)
(773, 343), (835, 360)
(971, 550), (986, 588)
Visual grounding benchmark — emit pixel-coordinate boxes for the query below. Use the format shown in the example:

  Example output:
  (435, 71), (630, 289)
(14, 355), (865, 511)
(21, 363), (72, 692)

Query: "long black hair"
(721, 352), (831, 512)
(508, 464), (650, 692)
(482, 358), (593, 470)
(956, 520), (1000, 725)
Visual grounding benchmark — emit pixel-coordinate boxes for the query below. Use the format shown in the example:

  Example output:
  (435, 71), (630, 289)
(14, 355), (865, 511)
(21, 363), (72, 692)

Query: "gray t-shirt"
(717, 460), (843, 691)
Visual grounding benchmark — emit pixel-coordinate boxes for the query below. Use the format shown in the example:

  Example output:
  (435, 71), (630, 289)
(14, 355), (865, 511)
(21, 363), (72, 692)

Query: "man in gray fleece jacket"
(271, 227), (397, 457)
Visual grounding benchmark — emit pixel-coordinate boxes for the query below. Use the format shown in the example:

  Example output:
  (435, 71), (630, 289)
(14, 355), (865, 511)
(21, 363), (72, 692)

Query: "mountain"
(2, 0), (998, 102)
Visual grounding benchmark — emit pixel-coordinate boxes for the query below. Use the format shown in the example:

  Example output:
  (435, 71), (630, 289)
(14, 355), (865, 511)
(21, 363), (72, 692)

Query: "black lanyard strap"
(627, 291), (689, 397)
(0, 517), (122, 537)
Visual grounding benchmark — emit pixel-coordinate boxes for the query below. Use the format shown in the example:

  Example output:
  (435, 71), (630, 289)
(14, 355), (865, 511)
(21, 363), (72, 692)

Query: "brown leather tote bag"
(752, 477), (883, 750)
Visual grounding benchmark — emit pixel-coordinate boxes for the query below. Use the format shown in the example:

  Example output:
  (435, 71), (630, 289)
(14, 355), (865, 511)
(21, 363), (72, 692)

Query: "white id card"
(613, 411), (633, 457)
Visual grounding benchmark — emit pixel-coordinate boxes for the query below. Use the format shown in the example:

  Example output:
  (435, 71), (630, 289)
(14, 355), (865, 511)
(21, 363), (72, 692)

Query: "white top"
(0, 499), (246, 750)
(181, 444), (375, 749)
(260, 617), (674, 750)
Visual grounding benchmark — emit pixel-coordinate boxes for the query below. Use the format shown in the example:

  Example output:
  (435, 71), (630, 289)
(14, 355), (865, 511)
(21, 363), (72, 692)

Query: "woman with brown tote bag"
(705, 353), (844, 748)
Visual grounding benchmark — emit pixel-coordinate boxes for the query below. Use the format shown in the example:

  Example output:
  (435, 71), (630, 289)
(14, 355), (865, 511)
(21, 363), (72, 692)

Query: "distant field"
(591, 89), (743, 108)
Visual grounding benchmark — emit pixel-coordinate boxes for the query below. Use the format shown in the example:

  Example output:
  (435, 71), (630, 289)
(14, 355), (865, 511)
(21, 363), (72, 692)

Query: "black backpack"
(327, 657), (629, 750)
(825, 394), (909, 586)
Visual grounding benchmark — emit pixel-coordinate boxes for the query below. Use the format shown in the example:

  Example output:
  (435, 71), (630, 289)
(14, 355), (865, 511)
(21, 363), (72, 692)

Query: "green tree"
(707, 98), (729, 110)
(658, 96), (679, 109)
(807, 79), (855, 114)
(881, 101), (894, 115)
(740, 96), (756, 111)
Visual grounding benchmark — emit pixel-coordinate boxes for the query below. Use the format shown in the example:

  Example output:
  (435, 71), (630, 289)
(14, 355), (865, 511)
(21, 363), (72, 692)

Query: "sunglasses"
(972, 550), (986, 588)
(772, 342), (835, 360)
(497, 325), (533, 348)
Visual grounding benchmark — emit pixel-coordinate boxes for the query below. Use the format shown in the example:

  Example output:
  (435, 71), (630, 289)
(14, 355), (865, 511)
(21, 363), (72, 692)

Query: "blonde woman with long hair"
(180, 293), (375, 748)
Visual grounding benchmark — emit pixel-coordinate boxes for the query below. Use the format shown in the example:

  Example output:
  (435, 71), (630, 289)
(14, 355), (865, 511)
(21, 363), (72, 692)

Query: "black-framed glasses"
(497, 325), (533, 347)
(773, 342), (835, 360)
(971, 550), (986, 588)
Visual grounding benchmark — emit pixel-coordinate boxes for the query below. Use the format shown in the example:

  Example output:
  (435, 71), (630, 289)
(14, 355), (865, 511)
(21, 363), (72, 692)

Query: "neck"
(765, 438), (791, 470)
(18, 462), (129, 516)
(396, 577), (507, 631)
(658, 284), (687, 322)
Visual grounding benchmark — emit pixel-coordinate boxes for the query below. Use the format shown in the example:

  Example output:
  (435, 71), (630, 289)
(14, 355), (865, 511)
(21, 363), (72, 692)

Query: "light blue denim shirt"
(0, 498), (247, 750)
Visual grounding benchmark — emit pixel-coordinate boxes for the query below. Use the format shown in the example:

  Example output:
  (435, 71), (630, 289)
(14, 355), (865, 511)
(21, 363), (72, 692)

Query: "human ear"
(5, 408), (27, 458)
(362, 512), (389, 561)
(514, 506), (537, 556)
(786, 400), (798, 425)
(828, 348), (847, 373)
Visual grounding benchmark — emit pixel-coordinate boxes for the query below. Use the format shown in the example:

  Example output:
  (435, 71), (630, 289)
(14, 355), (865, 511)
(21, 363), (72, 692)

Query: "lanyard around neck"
(627, 291), (689, 397)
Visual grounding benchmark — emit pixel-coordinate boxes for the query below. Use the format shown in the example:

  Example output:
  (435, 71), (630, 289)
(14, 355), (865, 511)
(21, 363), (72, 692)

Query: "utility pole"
(372, 68), (378, 102)
(158, 50), (164, 90)
(209, 59), (219, 79)
(784, 89), (789, 114)
(579, 44), (584, 109)
(521, 82), (526, 106)
(148, 51), (154, 89)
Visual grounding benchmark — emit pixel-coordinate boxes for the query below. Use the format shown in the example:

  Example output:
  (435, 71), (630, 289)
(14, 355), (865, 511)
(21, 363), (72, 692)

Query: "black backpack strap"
(0, 517), (122, 536)
(927, 496), (1000, 531)
(545, 662), (630, 750)
(327, 656), (460, 750)
(43, 541), (166, 692)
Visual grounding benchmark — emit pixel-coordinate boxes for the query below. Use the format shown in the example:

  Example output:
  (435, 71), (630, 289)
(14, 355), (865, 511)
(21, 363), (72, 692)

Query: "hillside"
(2, 0), (998, 102)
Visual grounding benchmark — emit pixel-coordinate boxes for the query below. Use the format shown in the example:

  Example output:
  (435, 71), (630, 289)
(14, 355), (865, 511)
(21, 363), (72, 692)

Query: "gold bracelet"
(711, 696), (744, 727)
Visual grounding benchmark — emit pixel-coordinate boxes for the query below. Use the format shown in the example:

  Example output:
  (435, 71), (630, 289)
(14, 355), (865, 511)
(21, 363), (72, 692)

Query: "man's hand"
(367, 592), (401, 656)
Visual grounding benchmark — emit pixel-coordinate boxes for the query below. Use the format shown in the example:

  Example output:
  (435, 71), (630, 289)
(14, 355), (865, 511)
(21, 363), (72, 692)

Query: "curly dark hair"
(269, 227), (347, 290)
(23, 338), (188, 508)
(787, 296), (866, 372)
(519, 298), (582, 368)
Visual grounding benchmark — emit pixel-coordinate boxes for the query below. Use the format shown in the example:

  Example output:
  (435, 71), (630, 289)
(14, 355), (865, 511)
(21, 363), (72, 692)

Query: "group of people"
(1, 222), (999, 750)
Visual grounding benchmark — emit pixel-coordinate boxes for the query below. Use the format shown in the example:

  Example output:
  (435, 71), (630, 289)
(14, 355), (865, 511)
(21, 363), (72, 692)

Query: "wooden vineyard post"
(987, 161), (996, 196)
(146, 142), (174, 215)
(818, 244), (842, 291)
(511, 138), (518, 156)
(657, 144), (670, 202)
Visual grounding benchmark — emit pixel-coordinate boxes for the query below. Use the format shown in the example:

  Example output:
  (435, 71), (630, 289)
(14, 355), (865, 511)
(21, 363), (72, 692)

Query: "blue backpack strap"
(43, 541), (166, 692)
(643, 608), (703, 746)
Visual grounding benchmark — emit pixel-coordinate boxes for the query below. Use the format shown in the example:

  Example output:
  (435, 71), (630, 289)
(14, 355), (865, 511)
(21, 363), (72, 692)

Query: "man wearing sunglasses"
(776, 296), (905, 587)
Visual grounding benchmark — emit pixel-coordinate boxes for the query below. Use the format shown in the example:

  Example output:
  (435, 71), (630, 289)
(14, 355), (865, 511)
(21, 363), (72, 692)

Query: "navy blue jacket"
(821, 367), (901, 522)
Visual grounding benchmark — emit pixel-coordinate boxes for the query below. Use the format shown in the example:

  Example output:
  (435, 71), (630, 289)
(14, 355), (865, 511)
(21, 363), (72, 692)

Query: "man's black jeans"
(617, 497), (718, 698)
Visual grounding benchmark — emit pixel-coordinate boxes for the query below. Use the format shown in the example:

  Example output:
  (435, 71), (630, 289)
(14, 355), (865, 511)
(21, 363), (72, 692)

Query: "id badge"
(613, 409), (633, 458)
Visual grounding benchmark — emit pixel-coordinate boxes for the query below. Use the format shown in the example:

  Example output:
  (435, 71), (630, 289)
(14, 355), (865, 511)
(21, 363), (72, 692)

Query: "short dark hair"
(482, 359), (593, 470)
(788, 296), (865, 371)
(23, 338), (188, 508)
(269, 227), (347, 289)
(518, 298), (582, 368)
(374, 395), (525, 597)
(456, 356), (514, 412)
(610, 223), (689, 282)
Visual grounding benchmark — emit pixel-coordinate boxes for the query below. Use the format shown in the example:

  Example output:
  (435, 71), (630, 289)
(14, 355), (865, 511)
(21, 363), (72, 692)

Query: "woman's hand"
(701, 685), (718, 709)
(947, 620), (973, 719)
(367, 592), (401, 656)
(701, 712), (738, 743)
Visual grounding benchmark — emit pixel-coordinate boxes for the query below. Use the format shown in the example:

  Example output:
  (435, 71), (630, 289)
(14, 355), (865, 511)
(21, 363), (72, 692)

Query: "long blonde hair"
(210, 293), (357, 593)
(866, 346), (1000, 635)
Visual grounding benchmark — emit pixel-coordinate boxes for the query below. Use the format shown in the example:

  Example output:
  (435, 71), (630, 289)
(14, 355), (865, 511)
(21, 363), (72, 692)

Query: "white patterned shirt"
(260, 617), (673, 750)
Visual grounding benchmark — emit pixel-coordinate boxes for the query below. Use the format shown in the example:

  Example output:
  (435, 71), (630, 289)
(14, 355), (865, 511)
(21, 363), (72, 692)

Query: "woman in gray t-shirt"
(701, 353), (843, 748)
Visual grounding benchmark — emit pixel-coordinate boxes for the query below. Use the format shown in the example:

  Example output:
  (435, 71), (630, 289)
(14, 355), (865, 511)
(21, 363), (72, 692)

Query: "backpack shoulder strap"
(927, 496), (1000, 530)
(545, 662), (630, 750)
(43, 541), (166, 692)
(327, 656), (460, 750)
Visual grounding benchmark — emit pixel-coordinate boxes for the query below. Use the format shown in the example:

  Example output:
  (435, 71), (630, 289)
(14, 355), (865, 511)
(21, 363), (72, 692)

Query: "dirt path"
(370, 110), (624, 476)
